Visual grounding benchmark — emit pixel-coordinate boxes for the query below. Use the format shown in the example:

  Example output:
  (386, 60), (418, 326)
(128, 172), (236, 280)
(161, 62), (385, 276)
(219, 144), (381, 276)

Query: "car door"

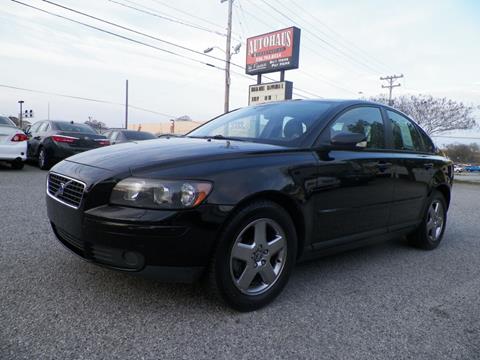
(27, 122), (43, 157)
(383, 109), (439, 229)
(311, 105), (395, 243)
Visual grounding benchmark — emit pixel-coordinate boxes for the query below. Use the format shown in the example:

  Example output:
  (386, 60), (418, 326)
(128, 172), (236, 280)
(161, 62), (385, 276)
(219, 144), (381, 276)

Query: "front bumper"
(47, 194), (230, 282)
(0, 142), (27, 161)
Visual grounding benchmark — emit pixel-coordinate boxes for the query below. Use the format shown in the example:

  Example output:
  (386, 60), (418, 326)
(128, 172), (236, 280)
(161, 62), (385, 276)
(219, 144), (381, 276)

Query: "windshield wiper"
(188, 134), (246, 142)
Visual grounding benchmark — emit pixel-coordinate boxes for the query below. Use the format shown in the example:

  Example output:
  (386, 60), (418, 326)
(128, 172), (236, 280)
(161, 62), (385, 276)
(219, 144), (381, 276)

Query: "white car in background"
(0, 116), (28, 169)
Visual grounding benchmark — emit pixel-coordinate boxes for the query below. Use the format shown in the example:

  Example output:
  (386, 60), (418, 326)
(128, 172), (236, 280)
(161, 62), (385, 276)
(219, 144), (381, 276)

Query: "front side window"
(30, 122), (42, 133)
(39, 122), (50, 133)
(188, 101), (335, 146)
(387, 110), (424, 152)
(329, 107), (385, 149)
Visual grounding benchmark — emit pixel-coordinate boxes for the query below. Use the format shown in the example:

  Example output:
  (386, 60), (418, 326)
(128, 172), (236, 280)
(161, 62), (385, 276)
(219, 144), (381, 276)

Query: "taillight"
(11, 133), (28, 142)
(51, 135), (78, 143)
(95, 139), (110, 146)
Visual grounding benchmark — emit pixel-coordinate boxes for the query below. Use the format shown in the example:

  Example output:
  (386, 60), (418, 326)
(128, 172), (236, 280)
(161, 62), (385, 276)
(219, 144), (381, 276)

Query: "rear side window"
(124, 131), (156, 140)
(329, 107), (385, 149)
(387, 110), (424, 152)
(418, 129), (435, 153)
(55, 122), (96, 134)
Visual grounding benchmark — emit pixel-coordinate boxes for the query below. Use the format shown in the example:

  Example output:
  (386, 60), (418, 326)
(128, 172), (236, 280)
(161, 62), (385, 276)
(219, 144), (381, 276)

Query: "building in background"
(128, 118), (203, 136)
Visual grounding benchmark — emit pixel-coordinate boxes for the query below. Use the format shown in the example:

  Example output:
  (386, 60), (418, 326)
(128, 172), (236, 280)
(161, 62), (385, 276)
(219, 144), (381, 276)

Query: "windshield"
(55, 122), (96, 134)
(188, 101), (334, 146)
(0, 116), (15, 127)
(124, 131), (156, 140)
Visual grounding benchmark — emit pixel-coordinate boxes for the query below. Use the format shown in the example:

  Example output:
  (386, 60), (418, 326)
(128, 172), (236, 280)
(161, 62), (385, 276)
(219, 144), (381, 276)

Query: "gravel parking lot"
(1, 164), (480, 360)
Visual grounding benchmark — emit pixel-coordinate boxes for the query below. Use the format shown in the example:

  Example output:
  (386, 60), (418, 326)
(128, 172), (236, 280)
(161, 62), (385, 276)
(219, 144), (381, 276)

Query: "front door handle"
(424, 163), (434, 170)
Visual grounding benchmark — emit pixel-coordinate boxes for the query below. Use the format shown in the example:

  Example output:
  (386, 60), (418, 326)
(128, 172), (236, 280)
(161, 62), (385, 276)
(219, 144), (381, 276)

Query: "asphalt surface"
(1, 163), (480, 360)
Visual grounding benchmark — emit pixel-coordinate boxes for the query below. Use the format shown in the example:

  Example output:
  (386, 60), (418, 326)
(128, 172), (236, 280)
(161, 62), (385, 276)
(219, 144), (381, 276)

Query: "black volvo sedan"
(46, 100), (453, 311)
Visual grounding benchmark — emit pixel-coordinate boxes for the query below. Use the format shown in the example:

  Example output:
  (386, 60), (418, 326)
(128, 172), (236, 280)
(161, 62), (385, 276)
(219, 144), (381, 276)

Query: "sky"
(0, 0), (479, 144)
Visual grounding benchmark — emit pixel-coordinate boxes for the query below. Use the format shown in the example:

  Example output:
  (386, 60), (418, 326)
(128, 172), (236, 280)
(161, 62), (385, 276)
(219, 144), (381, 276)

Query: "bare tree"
(370, 94), (478, 135)
(85, 119), (107, 133)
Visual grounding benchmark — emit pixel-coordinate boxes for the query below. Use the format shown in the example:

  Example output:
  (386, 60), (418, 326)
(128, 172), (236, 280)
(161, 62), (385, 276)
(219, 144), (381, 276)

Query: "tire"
(10, 161), (24, 170)
(38, 147), (51, 170)
(208, 200), (297, 312)
(408, 190), (447, 250)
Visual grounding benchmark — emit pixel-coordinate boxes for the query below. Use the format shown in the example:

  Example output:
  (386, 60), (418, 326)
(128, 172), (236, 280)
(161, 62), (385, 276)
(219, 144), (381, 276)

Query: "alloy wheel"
(39, 149), (45, 168)
(229, 218), (287, 295)
(426, 200), (444, 242)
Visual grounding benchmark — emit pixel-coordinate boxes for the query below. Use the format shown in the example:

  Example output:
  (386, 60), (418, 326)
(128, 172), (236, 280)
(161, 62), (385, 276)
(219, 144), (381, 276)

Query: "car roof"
(252, 98), (386, 108)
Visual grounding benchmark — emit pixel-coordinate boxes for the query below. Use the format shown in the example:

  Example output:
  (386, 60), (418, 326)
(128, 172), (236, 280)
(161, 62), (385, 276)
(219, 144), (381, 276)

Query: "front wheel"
(209, 201), (297, 311)
(408, 190), (447, 250)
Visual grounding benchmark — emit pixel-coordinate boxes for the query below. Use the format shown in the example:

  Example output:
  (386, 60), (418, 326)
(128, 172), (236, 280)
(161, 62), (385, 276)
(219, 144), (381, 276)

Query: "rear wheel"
(208, 201), (297, 311)
(38, 147), (52, 170)
(408, 190), (447, 250)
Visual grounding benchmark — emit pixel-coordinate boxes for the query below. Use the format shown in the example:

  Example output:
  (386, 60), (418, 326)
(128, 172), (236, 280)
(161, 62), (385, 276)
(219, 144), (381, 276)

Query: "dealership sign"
(246, 27), (301, 75)
(248, 81), (293, 105)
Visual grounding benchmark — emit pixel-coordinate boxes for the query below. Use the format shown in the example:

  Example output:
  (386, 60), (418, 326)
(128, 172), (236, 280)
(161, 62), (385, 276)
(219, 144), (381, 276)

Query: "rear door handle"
(424, 163), (434, 169)
(34, 136), (41, 140)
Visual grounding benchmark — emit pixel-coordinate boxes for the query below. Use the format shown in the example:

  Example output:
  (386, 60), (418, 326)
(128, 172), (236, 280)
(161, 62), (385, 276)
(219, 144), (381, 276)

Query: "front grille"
(48, 173), (85, 209)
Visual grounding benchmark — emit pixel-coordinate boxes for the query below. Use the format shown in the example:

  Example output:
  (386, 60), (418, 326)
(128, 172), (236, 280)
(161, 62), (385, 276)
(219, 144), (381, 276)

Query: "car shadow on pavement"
(52, 235), (412, 314)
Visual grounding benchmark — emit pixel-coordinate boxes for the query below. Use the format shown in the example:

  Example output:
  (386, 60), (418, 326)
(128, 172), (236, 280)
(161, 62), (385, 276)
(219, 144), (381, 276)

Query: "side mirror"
(331, 132), (367, 149)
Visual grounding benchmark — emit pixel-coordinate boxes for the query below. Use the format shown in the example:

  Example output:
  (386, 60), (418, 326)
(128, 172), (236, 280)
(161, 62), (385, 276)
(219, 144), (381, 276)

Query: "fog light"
(122, 251), (141, 267)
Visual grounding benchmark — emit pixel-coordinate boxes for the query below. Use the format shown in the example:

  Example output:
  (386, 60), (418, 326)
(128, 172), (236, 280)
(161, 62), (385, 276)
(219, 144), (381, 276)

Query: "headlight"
(110, 178), (212, 209)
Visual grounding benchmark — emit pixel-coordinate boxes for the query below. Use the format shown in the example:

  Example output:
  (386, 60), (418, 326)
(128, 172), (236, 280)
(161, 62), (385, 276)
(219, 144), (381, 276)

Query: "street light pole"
(125, 79), (129, 129)
(18, 100), (24, 129)
(223, 0), (233, 113)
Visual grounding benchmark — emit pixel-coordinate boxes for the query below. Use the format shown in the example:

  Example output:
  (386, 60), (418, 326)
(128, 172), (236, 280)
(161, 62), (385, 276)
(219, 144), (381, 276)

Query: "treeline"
(442, 143), (480, 164)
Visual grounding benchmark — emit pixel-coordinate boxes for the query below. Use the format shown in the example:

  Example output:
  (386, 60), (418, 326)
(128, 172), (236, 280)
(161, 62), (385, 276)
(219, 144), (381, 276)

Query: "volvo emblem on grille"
(55, 180), (72, 197)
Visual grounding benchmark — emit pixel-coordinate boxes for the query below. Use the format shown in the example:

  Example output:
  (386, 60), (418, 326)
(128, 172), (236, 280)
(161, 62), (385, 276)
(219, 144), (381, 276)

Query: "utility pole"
(125, 79), (129, 129)
(222, 0), (233, 113)
(380, 74), (403, 106)
(18, 100), (24, 129)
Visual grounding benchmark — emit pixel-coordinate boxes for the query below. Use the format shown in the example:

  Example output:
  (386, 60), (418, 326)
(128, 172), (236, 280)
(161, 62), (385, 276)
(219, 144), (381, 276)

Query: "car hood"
(64, 137), (290, 172)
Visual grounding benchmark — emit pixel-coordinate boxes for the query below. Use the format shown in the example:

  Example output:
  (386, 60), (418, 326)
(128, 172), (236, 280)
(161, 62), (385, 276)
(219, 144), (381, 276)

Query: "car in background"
(25, 120), (109, 170)
(465, 165), (480, 172)
(103, 129), (156, 145)
(453, 165), (464, 173)
(0, 115), (28, 169)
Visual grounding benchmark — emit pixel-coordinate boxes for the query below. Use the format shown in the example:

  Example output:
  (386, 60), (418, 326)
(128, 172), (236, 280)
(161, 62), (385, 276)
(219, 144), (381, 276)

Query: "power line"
(259, 0), (383, 75)
(0, 83), (175, 117)
(240, 0), (368, 85)
(33, 0), (320, 99)
(147, 0), (227, 32)
(108, 0), (227, 37)
(37, 0), (232, 66)
(12, 0), (324, 100)
(283, 0), (395, 74)
(11, 0), (226, 70)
